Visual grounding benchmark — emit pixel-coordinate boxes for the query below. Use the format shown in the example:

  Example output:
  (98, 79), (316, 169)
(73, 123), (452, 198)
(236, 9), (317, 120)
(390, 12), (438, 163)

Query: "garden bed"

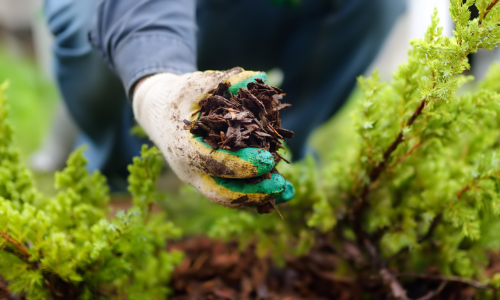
(3, 1), (500, 299)
(168, 237), (500, 300)
(2, 235), (499, 300)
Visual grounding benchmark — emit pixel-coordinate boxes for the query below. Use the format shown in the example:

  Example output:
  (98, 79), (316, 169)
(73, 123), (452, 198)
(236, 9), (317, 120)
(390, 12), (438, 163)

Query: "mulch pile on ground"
(169, 236), (348, 300)
(184, 79), (293, 162)
(1, 236), (498, 299)
(168, 237), (492, 300)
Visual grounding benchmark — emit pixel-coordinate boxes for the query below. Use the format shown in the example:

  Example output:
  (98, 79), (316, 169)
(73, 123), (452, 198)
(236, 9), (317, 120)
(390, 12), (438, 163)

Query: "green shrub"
(3, 1), (500, 299)
(0, 82), (182, 299)
(211, 1), (500, 297)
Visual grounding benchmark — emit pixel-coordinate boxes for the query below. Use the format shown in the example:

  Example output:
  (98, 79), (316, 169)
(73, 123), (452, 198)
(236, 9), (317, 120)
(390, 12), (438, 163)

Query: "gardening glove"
(133, 67), (295, 209)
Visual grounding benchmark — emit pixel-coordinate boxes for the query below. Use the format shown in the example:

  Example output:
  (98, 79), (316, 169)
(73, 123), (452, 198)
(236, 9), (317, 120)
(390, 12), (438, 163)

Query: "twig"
(479, 0), (500, 25)
(374, 97), (427, 179)
(397, 273), (494, 290)
(352, 98), (428, 219)
(275, 151), (290, 164)
(388, 141), (423, 169)
(416, 280), (447, 300)
(0, 231), (30, 258)
(380, 268), (410, 300)
(269, 201), (284, 220)
(349, 97), (429, 261)
(0, 231), (39, 271)
(343, 98), (430, 300)
(191, 108), (201, 117)
(456, 185), (470, 199)
(406, 98), (428, 128)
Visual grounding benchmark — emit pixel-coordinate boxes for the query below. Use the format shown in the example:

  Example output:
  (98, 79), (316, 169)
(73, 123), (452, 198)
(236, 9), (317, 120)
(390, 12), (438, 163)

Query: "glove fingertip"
(275, 180), (295, 204)
(236, 148), (275, 176)
(227, 72), (268, 95)
(192, 135), (274, 178)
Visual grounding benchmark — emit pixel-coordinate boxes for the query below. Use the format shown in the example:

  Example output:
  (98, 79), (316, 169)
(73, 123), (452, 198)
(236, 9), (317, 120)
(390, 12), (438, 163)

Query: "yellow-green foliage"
(0, 84), (182, 299)
(0, 82), (37, 208)
(210, 0), (500, 293)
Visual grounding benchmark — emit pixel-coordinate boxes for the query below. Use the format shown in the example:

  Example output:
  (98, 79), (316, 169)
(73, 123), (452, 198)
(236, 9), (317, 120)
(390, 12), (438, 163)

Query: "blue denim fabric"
(44, 0), (406, 175)
(44, 0), (147, 179)
(90, 0), (198, 98)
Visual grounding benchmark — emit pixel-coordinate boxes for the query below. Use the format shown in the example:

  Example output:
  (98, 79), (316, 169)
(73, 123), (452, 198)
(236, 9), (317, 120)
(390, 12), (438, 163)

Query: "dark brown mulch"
(168, 237), (354, 300)
(168, 237), (500, 300)
(183, 79), (293, 159)
(184, 79), (295, 214)
(2, 237), (500, 299)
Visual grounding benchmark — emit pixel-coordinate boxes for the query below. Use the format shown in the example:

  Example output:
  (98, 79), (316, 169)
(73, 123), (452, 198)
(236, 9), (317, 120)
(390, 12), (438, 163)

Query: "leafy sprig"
(0, 85), (182, 299)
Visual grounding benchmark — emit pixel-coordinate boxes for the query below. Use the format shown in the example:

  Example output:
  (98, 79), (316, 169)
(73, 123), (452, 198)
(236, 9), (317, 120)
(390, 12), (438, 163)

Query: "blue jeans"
(44, 0), (406, 176)
(44, 0), (146, 179)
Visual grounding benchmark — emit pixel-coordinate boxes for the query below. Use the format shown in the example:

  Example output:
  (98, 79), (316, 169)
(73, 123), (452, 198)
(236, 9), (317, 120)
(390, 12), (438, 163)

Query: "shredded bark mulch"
(169, 236), (350, 300)
(1, 237), (499, 299)
(168, 237), (500, 300)
(183, 79), (293, 162)
(183, 79), (295, 214)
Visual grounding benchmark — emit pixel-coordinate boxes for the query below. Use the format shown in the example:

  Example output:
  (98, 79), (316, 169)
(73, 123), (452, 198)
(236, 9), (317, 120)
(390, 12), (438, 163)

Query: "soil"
(167, 237), (499, 300)
(1, 236), (498, 299)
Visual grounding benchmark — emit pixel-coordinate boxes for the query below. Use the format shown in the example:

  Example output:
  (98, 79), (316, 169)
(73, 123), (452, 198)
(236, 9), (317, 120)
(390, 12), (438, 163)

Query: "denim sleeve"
(90, 0), (198, 98)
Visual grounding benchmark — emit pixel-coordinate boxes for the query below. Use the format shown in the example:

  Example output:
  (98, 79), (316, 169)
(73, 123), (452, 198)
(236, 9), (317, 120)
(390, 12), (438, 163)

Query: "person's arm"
(89, 0), (197, 99)
(90, 1), (295, 208)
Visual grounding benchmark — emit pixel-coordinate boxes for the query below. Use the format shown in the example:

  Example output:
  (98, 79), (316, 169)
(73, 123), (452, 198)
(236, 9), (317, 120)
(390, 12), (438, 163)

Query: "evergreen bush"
(0, 82), (183, 299)
(2, 0), (500, 299)
(211, 0), (500, 298)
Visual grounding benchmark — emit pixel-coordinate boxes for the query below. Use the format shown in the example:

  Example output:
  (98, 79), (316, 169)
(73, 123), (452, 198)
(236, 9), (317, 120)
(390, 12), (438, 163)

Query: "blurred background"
(1, 0), (499, 232)
(0, 0), (58, 161)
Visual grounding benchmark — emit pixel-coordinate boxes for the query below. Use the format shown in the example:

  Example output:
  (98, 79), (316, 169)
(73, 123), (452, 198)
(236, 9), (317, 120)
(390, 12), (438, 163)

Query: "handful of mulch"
(183, 78), (293, 161)
(183, 78), (294, 214)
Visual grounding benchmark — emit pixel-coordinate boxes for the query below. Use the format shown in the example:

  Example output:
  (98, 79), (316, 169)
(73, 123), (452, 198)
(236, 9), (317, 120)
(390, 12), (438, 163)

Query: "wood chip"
(184, 79), (294, 156)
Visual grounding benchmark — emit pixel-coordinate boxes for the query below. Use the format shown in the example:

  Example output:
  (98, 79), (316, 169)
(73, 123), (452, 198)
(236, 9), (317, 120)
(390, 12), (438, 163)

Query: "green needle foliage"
(4, 1), (500, 298)
(211, 0), (500, 297)
(0, 83), (182, 299)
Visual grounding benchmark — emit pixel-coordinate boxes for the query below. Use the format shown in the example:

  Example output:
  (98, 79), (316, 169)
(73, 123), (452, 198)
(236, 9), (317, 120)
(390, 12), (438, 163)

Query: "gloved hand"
(133, 67), (294, 209)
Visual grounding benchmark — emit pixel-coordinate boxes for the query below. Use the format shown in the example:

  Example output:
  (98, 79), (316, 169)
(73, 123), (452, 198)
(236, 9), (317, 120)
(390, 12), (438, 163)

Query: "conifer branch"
(386, 181), (471, 264)
(0, 231), (30, 259)
(349, 95), (431, 299)
(380, 268), (410, 300)
(353, 97), (430, 215)
(388, 141), (423, 169)
(479, 0), (500, 25)
(375, 97), (428, 181)
(350, 97), (430, 247)
(332, 2), (500, 299)
(0, 231), (39, 271)
(456, 185), (470, 198)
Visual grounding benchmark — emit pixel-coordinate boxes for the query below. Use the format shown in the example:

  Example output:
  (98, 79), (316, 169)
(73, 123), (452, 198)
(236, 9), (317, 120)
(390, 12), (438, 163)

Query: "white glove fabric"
(132, 67), (282, 208)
